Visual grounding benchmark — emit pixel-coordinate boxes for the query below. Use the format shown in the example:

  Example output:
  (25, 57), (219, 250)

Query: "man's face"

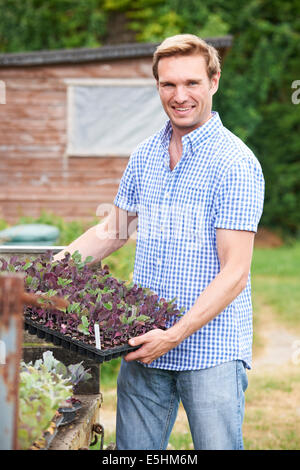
(157, 54), (220, 135)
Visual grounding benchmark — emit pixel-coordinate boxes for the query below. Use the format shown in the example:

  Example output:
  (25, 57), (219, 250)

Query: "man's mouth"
(172, 105), (195, 115)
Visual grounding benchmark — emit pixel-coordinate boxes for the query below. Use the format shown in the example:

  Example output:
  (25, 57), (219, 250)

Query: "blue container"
(0, 224), (60, 246)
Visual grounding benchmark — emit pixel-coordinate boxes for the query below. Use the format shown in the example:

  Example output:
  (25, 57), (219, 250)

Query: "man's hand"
(124, 329), (178, 364)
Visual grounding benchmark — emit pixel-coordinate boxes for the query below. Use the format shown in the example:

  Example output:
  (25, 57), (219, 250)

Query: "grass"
(243, 365), (300, 450)
(102, 239), (136, 283)
(252, 277), (300, 331)
(251, 241), (300, 333)
(251, 242), (300, 277)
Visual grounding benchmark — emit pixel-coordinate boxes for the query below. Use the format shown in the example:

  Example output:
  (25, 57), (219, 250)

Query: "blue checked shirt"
(114, 111), (264, 370)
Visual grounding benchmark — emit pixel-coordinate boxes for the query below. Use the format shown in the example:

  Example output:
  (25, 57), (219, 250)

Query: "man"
(54, 34), (264, 450)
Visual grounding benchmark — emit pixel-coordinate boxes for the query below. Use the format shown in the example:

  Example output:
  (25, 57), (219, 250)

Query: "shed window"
(66, 79), (167, 157)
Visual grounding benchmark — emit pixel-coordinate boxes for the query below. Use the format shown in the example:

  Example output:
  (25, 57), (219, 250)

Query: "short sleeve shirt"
(114, 111), (265, 370)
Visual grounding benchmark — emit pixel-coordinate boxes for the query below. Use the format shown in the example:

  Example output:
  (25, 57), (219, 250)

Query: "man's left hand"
(124, 329), (176, 364)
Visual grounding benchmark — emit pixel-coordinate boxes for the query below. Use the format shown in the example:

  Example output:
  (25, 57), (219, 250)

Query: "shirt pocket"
(175, 187), (211, 246)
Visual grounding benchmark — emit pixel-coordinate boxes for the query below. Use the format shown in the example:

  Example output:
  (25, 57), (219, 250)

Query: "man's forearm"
(54, 206), (137, 263)
(165, 265), (248, 347)
(53, 224), (127, 263)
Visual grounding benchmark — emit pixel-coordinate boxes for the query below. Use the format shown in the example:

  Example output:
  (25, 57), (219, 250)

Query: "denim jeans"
(116, 359), (248, 450)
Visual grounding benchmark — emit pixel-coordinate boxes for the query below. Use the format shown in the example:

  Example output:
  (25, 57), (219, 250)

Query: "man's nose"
(173, 85), (188, 103)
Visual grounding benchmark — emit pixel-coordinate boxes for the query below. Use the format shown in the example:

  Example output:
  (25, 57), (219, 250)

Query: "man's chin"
(171, 119), (200, 132)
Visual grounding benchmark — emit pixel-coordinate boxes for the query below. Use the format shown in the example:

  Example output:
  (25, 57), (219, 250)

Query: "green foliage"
(67, 301), (82, 315)
(0, 0), (230, 50)
(120, 304), (150, 325)
(210, 0), (300, 235)
(0, 0), (107, 52)
(31, 350), (92, 387)
(71, 249), (94, 270)
(77, 314), (90, 335)
(18, 351), (92, 449)
(57, 277), (72, 287)
(18, 360), (72, 449)
(104, 240), (136, 281)
(100, 357), (121, 389)
(110, 0), (229, 42)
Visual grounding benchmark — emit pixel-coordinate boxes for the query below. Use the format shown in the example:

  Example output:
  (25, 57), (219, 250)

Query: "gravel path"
(252, 305), (300, 371)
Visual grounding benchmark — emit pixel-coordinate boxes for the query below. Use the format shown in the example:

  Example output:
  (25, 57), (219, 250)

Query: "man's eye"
(188, 81), (198, 86)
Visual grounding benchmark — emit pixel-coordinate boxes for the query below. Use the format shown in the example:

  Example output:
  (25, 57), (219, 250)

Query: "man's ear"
(210, 72), (221, 95)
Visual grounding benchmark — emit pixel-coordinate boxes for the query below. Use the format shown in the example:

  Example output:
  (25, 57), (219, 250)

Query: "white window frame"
(65, 78), (159, 157)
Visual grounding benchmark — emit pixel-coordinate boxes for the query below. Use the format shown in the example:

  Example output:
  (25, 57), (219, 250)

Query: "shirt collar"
(159, 111), (223, 153)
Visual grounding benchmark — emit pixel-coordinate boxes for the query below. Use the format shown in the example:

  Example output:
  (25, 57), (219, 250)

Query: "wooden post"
(0, 273), (24, 450)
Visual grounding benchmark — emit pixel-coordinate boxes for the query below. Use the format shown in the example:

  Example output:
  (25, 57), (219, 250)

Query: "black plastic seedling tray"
(24, 317), (140, 363)
(58, 401), (82, 426)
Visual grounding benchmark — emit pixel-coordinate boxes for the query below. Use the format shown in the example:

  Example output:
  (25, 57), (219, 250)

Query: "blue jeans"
(116, 359), (248, 450)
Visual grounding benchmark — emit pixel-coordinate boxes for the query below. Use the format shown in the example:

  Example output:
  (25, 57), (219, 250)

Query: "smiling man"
(54, 34), (264, 450)
(116, 35), (264, 450)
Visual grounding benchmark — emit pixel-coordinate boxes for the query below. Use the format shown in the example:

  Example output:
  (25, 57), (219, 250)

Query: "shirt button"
(157, 258), (162, 265)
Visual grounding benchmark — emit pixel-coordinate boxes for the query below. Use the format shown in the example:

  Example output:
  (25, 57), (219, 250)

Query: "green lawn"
(251, 242), (300, 332)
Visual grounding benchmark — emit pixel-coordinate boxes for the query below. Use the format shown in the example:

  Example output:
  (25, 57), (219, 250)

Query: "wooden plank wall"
(0, 58), (153, 222)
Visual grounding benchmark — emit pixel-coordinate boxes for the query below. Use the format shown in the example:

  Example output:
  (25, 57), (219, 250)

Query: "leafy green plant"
(77, 315), (90, 335)
(18, 361), (72, 450)
(67, 362), (92, 387)
(31, 350), (92, 388)
(18, 351), (92, 449)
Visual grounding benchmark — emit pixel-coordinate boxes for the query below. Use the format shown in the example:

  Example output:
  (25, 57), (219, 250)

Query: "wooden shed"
(0, 37), (232, 223)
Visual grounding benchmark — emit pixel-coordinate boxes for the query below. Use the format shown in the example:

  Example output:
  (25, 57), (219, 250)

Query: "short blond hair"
(152, 34), (221, 81)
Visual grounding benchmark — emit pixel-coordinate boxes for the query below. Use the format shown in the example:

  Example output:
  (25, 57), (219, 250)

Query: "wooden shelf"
(48, 394), (102, 450)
